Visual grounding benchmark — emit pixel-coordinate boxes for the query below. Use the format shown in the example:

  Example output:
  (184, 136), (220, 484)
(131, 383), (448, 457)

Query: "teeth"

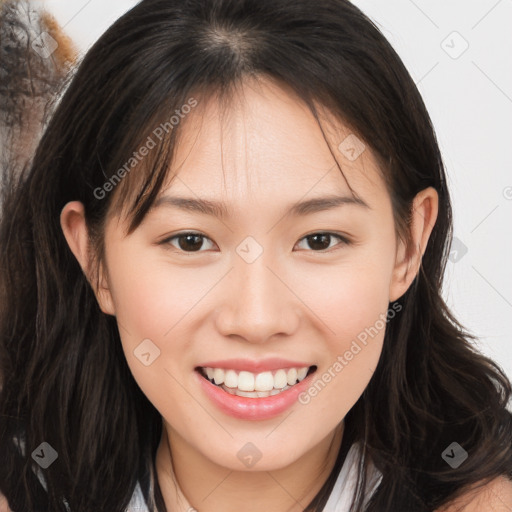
(273, 369), (288, 389)
(224, 370), (239, 388)
(297, 367), (308, 381)
(213, 368), (224, 385)
(201, 366), (311, 392)
(255, 371), (274, 391)
(220, 384), (292, 398)
(236, 389), (259, 397)
(287, 368), (297, 386)
(238, 371), (254, 391)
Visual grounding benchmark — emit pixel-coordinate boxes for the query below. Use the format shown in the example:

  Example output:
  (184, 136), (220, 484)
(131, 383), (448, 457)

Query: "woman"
(1, 0), (511, 511)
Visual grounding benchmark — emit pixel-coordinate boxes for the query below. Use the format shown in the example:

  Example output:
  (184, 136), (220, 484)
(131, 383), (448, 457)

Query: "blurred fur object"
(0, 0), (77, 199)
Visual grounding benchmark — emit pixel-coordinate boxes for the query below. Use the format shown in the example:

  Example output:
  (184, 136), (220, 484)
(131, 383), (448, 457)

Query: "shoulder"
(436, 476), (512, 512)
(0, 493), (12, 512)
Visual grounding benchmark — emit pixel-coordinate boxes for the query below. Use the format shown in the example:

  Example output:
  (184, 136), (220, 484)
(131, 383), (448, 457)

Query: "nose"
(215, 250), (300, 344)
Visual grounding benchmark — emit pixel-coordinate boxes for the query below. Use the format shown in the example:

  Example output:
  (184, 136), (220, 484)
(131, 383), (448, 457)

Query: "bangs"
(104, 79), (252, 236)
(104, 93), (199, 235)
(103, 74), (378, 239)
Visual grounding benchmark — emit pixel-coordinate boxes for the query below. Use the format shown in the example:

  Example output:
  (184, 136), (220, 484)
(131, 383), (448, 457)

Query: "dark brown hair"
(1, 0), (511, 511)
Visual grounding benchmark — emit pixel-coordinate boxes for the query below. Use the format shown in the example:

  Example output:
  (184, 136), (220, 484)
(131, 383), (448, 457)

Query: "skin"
(61, 77), (440, 511)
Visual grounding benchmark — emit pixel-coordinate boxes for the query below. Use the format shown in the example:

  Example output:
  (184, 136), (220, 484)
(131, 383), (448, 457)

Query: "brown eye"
(161, 232), (215, 252)
(160, 231), (350, 254)
(295, 232), (350, 252)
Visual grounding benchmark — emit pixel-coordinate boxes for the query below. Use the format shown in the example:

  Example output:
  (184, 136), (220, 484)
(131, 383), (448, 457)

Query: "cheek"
(104, 245), (209, 412)
(105, 245), (210, 341)
(301, 255), (393, 346)
(295, 251), (394, 409)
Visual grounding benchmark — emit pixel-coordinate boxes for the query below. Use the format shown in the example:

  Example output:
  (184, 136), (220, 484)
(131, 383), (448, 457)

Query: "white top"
(16, 435), (381, 511)
(321, 442), (382, 511)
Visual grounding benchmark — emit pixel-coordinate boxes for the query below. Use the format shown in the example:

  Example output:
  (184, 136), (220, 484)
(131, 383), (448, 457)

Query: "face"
(64, 77), (429, 472)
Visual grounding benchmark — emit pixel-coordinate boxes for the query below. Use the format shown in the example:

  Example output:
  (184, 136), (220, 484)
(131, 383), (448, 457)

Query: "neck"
(155, 419), (345, 512)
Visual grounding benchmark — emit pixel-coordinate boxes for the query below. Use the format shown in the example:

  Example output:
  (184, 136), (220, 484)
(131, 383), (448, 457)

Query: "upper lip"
(196, 358), (314, 373)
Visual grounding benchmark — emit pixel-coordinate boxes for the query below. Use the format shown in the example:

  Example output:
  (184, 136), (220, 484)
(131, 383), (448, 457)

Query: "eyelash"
(159, 231), (351, 254)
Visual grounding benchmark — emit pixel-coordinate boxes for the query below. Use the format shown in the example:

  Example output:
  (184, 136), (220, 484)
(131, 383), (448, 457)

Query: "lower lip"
(195, 368), (316, 421)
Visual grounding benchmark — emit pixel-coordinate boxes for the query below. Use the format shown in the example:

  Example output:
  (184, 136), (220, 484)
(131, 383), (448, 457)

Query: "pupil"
(179, 234), (203, 251)
(308, 234), (330, 250)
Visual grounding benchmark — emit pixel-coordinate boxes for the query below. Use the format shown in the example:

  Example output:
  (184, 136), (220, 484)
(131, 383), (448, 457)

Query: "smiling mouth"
(195, 365), (317, 398)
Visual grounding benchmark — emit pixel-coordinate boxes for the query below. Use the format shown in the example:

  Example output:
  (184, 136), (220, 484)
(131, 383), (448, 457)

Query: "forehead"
(161, 77), (386, 207)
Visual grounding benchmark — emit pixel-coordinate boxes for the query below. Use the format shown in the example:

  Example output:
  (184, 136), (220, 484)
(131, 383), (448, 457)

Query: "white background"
(37, 0), (512, 381)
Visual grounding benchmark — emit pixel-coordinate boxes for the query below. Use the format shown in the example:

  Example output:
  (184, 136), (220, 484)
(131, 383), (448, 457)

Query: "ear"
(60, 201), (116, 316)
(389, 187), (439, 302)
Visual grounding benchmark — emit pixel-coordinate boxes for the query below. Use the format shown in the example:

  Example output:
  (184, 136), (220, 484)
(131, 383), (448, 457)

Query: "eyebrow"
(151, 194), (369, 219)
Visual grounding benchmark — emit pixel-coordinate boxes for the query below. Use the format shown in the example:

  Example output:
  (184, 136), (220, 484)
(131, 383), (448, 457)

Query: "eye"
(295, 232), (350, 252)
(159, 231), (350, 254)
(161, 232), (215, 253)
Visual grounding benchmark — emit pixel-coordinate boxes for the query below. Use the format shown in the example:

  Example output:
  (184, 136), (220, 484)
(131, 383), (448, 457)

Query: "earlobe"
(389, 187), (439, 302)
(60, 201), (116, 316)
(94, 263), (117, 316)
